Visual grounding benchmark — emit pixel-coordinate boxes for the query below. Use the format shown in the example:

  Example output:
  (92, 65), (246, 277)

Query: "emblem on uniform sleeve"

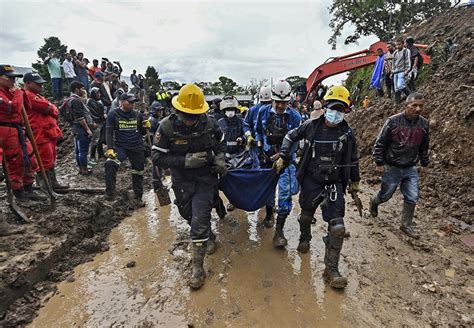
(155, 132), (161, 143)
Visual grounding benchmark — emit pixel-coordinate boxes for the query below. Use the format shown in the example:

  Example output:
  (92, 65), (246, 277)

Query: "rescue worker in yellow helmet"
(151, 84), (226, 290)
(275, 85), (360, 289)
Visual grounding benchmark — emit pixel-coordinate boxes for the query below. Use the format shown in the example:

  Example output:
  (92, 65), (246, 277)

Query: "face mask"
(324, 108), (345, 124)
(225, 110), (235, 118)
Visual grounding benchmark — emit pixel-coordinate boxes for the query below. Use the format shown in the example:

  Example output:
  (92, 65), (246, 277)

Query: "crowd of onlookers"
(361, 34), (457, 106)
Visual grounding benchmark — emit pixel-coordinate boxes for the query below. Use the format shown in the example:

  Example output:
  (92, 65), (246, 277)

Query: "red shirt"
(25, 90), (63, 142)
(0, 87), (26, 125)
(88, 65), (102, 80)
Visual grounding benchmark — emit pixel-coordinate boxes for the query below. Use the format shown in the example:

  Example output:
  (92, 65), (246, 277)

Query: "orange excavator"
(305, 40), (430, 102)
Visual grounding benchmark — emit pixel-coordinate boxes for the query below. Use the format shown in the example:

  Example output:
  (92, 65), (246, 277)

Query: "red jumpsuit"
(25, 90), (63, 171)
(0, 87), (37, 191)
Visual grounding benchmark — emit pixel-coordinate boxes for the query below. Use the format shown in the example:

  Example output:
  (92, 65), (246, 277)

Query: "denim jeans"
(74, 127), (91, 168)
(377, 165), (419, 204)
(51, 78), (62, 100)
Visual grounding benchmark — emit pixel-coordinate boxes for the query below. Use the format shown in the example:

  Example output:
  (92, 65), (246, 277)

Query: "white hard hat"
(220, 96), (239, 110)
(271, 80), (291, 101)
(313, 100), (322, 110)
(259, 85), (272, 102)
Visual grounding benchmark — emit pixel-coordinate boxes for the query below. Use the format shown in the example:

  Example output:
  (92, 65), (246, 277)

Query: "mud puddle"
(30, 190), (359, 327)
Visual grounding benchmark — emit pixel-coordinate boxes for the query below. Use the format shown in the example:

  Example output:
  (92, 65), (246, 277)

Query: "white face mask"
(225, 110), (235, 118)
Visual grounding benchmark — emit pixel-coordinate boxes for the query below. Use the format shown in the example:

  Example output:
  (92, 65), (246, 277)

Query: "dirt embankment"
(0, 122), (150, 327)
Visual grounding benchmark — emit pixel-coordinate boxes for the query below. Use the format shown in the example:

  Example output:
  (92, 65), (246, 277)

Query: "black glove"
(184, 152), (208, 169)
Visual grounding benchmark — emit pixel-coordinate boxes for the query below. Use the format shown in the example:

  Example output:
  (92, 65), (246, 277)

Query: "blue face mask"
(324, 108), (345, 124)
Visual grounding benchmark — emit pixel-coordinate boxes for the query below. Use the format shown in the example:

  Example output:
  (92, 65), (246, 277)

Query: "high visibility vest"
(156, 92), (169, 100)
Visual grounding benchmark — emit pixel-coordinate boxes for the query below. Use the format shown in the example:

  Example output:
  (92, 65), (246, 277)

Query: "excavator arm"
(305, 40), (430, 102)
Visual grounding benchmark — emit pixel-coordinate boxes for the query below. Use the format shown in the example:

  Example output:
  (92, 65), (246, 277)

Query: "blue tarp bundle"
(370, 54), (385, 90)
(219, 149), (279, 211)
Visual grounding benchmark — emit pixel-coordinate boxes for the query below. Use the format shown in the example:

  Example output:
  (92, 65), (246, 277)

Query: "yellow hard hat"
(323, 85), (351, 106)
(239, 106), (249, 113)
(171, 84), (209, 114)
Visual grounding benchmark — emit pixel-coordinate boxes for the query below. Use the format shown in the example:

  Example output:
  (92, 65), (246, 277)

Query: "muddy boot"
(400, 202), (419, 239)
(226, 203), (235, 211)
(297, 214), (312, 253)
(215, 197), (227, 219)
(323, 218), (348, 289)
(206, 230), (217, 255)
(23, 184), (47, 201)
(263, 206), (274, 228)
(369, 196), (381, 218)
(0, 217), (25, 236)
(12, 188), (29, 203)
(189, 242), (207, 290)
(272, 214), (288, 247)
(104, 191), (116, 201)
(49, 167), (69, 190)
(155, 187), (171, 206)
(79, 167), (91, 175)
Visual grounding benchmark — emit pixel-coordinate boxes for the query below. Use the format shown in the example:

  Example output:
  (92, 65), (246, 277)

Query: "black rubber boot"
(215, 196), (227, 219)
(12, 188), (29, 202)
(23, 184), (47, 201)
(189, 242), (207, 290)
(272, 214), (288, 247)
(49, 167), (69, 190)
(369, 196), (381, 218)
(206, 230), (217, 255)
(394, 91), (401, 104)
(323, 218), (348, 289)
(263, 206), (274, 228)
(0, 217), (25, 237)
(297, 214), (312, 253)
(400, 202), (419, 239)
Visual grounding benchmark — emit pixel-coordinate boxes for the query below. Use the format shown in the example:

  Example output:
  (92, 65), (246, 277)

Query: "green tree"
(162, 81), (181, 91)
(145, 66), (161, 90)
(218, 76), (237, 95)
(32, 36), (68, 98)
(328, 0), (451, 49)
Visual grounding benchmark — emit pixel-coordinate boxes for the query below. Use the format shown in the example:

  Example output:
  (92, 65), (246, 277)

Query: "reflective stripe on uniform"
(152, 145), (170, 153)
(106, 158), (121, 165)
(131, 169), (144, 175)
(226, 141), (238, 146)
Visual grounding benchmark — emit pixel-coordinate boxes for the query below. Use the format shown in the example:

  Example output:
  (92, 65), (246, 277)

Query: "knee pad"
(328, 217), (345, 237)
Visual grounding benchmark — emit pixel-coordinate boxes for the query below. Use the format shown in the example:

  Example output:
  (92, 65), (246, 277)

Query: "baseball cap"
(23, 72), (47, 84)
(119, 93), (138, 102)
(94, 71), (106, 78)
(0, 64), (24, 78)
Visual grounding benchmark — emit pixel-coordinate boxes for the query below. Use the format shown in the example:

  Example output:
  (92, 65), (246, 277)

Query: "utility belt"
(312, 184), (338, 209)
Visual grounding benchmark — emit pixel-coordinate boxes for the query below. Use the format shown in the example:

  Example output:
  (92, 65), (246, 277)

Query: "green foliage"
(328, 0), (451, 49)
(32, 36), (69, 98)
(218, 76), (237, 95)
(161, 81), (181, 91)
(145, 66), (161, 90)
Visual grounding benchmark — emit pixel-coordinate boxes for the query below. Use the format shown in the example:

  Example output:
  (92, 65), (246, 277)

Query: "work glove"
(142, 119), (151, 129)
(213, 153), (228, 176)
(347, 181), (361, 193)
(184, 152), (208, 169)
(246, 135), (256, 148)
(273, 157), (289, 174)
(106, 149), (117, 159)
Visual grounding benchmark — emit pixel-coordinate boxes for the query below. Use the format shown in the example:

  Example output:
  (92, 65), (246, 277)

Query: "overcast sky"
(0, 0), (378, 86)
